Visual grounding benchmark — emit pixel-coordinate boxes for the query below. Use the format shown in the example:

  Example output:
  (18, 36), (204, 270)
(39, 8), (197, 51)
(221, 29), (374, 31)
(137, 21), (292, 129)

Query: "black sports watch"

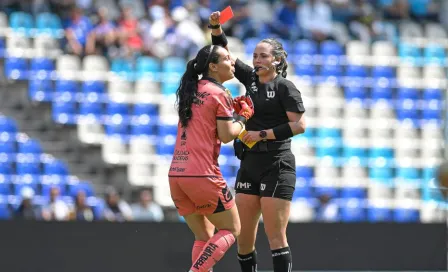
(259, 130), (267, 139)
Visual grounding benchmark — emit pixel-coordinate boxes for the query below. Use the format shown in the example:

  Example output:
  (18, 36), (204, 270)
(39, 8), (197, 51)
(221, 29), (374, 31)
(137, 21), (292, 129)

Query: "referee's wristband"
(208, 24), (221, 29)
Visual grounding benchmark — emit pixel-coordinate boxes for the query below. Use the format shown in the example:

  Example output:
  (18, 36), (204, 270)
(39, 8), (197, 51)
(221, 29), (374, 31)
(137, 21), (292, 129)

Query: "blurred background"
(0, 0), (446, 225)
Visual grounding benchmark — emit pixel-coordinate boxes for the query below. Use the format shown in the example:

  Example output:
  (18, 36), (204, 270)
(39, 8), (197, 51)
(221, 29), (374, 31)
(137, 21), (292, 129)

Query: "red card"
(220, 6), (234, 25)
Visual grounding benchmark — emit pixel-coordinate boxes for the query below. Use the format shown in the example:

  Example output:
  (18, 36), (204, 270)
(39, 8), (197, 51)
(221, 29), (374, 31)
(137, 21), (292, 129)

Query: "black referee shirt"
(234, 59), (306, 132)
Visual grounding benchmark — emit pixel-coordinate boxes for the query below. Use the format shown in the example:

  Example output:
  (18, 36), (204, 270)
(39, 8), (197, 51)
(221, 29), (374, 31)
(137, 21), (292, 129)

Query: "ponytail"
(176, 59), (200, 128)
(175, 45), (221, 128)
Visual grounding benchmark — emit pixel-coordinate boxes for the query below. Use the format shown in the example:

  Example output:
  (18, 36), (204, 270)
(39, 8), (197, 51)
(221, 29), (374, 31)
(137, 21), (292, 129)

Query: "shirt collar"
(202, 76), (226, 91)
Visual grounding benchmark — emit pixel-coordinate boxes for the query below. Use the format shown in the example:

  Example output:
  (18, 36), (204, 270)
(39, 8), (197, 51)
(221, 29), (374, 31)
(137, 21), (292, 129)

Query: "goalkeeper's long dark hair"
(176, 45), (220, 128)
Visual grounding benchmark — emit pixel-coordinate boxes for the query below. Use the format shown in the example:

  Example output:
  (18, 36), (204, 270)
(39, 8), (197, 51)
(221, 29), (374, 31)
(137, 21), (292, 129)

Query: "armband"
(211, 33), (228, 47)
(272, 123), (293, 140)
(208, 24), (221, 29)
(233, 115), (247, 125)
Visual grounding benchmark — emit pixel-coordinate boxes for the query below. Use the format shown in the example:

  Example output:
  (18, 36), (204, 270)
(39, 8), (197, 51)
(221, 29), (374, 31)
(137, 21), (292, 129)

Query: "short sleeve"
(234, 59), (254, 86)
(280, 80), (306, 113)
(215, 91), (234, 120)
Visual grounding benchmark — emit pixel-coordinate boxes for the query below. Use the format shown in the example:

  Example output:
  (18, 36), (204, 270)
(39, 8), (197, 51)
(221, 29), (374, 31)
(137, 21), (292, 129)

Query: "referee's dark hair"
(176, 45), (220, 128)
(260, 38), (288, 78)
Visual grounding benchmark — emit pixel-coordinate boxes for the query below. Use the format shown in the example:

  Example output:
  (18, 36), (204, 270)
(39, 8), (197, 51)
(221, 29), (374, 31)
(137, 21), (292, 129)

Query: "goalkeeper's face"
(210, 47), (235, 82)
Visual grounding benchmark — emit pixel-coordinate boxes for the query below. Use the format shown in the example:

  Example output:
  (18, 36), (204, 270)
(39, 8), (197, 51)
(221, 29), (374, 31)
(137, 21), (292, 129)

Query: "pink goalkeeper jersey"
(168, 78), (234, 177)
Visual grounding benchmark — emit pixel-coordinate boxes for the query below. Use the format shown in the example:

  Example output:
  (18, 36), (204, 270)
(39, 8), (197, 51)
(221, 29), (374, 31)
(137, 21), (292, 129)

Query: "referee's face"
(210, 47), (235, 82)
(253, 42), (276, 76)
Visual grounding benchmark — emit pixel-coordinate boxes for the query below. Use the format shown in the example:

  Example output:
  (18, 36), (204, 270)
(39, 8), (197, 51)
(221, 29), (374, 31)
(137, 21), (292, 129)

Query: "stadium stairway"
(0, 79), (132, 196)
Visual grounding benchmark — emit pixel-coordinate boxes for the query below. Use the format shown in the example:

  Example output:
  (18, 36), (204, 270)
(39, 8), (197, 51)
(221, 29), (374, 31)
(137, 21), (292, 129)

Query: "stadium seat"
(111, 58), (134, 80)
(397, 87), (419, 100)
(5, 57), (28, 80)
(424, 44), (446, 65)
(393, 208), (420, 222)
(136, 56), (160, 80)
(79, 101), (103, 120)
(30, 58), (54, 80)
(346, 65), (368, 78)
(340, 199), (366, 222)
(368, 206), (393, 222)
(0, 201), (10, 219)
(423, 88), (442, 101)
(82, 81), (105, 94)
(398, 43), (420, 64)
(294, 63), (316, 77)
(0, 116), (18, 134)
(296, 166), (313, 178)
(35, 12), (63, 38)
(369, 166), (393, 180)
(29, 79), (53, 102)
(44, 159), (69, 176)
(9, 12), (34, 37)
(396, 167), (420, 180)
(52, 100), (77, 124)
(17, 139), (42, 155)
(156, 135), (176, 155)
(55, 79), (78, 98)
(372, 66), (395, 79)
(345, 86), (367, 100)
(295, 39), (318, 56)
(320, 40), (343, 56)
(107, 102), (129, 120)
(341, 187), (366, 199)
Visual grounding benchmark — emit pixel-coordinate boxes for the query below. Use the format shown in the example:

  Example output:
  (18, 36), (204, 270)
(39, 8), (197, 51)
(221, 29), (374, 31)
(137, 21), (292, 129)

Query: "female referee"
(209, 11), (306, 272)
(168, 44), (255, 272)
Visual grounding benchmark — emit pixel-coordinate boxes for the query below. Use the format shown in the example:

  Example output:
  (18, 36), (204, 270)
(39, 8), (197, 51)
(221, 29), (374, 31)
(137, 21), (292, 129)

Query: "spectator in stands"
(41, 186), (70, 221)
(65, 6), (93, 57)
(50, 0), (76, 26)
(349, 0), (388, 43)
(298, 0), (333, 43)
(408, 0), (439, 22)
(166, 6), (207, 59)
(118, 6), (144, 58)
(329, 0), (354, 23)
(13, 187), (39, 221)
(131, 189), (164, 222)
(69, 190), (95, 221)
(379, 0), (409, 21)
(103, 187), (133, 222)
(266, 0), (300, 41)
(86, 7), (117, 57)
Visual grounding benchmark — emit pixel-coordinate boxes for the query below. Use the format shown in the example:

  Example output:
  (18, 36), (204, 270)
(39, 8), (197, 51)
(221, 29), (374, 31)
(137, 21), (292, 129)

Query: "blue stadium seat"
(399, 43), (420, 64)
(0, 116), (18, 134)
(161, 81), (179, 96)
(316, 145), (340, 158)
(0, 201), (10, 219)
(294, 63), (316, 77)
(293, 184), (311, 199)
(158, 124), (178, 136)
(422, 167), (435, 182)
(68, 181), (95, 197)
(340, 199), (366, 222)
(52, 100), (77, 124)
(29, 79), (53, 102)
(111, 59), (134, 80)
(18, 139), (42, 156)
(320, 63), (342, 79)
(343, 147), (367, 160)
(0, 140), (15, 155)
(397, 87), (419, 100)
(316, 128), (341, 138)
(372, 66), (395, 79)
(0, 162), (12, 175)
(424, 44), (446, 65)
(30, 58), (54, 79)
(295, 40), (318, 56)
(320, 41), (343, 56)
(315, 186), (339, 198)
(346, 65), (368, 78)
(79, 101), (102, 120)
(341, 187), (366, 199)
(396, 167), (420, 180)
(393, 208), (420, 222)
(275, 38), (291, 54)
(369, 147), (394, 159)
(0, 38), (5, 58)
(156, 136), (175, 155)
(296, 166), (313, 178)
(44, 159), (69, 176)
(369, 166), (393, 180)
(220, 165), (234, 180)
(345, 86), (367, 100)
(244, 38), (259, 55)
(371, 85), (393, 101)
(422, 104), (441, 121)
(105, 122), (129, 138)
(223, 82), (240, 97)
(35, 12), (63, 37)
(131, 122), (155, 136)
(107, 102), (129, 117)
(136, 56), (161, 80)
(368, 206), (393, 222)
(55, 79), (78, 94)
(133, 103), (158, 117)
(162, 57), (186, 74)
(9, 12), (34, 36)
(396, 99), (419, 123)
(5, 57), (28, 80)
(423, 88), (442, 101)
(0, 175), (11, 195)
(82, 81), (105, 94)
(220, 145), (234, 157)
(16, 161), (40, 175)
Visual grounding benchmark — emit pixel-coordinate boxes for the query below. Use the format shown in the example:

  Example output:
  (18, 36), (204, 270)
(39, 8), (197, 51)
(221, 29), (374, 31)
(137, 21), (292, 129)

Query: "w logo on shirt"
(267, 91), (275, 98)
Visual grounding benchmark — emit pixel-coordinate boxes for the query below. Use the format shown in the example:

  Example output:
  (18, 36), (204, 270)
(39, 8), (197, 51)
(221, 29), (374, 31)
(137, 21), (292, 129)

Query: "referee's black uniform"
(233, 59), (305, 201)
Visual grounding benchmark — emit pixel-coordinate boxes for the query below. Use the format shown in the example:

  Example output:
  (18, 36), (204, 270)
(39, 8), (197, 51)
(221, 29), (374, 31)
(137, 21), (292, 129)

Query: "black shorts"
(234, 149), (296, 201)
